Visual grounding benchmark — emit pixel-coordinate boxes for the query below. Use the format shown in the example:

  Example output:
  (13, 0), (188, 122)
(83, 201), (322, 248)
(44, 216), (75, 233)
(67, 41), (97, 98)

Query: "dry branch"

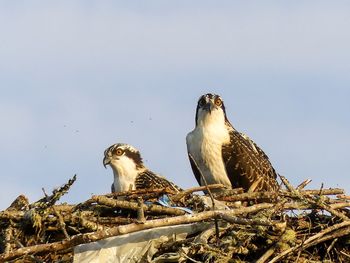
(269, 221), (350, 263)
(91, 195), (186, 216)
(217, 213), (277, 227)
(172, 184), (226, 202)
(217, 191), (277, 202)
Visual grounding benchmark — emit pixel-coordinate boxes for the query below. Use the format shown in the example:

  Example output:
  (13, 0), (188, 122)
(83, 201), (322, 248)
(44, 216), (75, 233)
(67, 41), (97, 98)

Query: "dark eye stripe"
(198, 97), (206, 106)
(123, 148), (144, 169)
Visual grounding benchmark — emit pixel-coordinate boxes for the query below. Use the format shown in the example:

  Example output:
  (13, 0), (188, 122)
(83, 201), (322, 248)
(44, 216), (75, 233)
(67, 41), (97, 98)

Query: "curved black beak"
(103, 156), (111, 168)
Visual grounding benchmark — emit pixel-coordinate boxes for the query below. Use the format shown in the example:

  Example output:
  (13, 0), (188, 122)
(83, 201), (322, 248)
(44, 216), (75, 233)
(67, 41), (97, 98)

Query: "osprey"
(103, 143), (180, 193)
(186, 93), (279, 192)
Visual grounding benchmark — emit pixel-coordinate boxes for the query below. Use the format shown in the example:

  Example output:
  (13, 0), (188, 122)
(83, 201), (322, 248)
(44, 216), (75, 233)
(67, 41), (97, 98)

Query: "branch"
(92, 195), (186, 216)
(172, 184), (226, 202)
(279, 175), (349, 221)
(105, 188), (177, 198)
(269, 220), (350, 263)
(217, 191), (277, 202)
(300, 188), (344, 196)
(31, 175), (77, 209)
(217, 213), (277, 227)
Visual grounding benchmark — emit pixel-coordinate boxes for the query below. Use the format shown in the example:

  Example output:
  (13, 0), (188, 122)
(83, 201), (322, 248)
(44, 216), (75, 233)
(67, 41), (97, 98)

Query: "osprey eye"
(215, 98), (222, 106)
(115, 149), (123, 156)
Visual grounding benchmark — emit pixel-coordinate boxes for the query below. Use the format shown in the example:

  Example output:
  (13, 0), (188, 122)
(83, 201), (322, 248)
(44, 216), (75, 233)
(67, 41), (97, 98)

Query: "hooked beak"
(103, 156), (111, 168)
(203, 102), (212, 113)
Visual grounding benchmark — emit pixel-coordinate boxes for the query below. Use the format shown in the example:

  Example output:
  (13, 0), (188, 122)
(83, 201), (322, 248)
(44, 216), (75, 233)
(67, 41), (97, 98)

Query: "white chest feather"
(113, 172), (136, 192)
(110, 156), (142, 192)
(187, 112), (232, 188)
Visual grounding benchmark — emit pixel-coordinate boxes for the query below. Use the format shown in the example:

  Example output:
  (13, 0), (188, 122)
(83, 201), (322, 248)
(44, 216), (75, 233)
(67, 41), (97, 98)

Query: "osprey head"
(103, 143), (144, 171)
(195, 93), (228, 126)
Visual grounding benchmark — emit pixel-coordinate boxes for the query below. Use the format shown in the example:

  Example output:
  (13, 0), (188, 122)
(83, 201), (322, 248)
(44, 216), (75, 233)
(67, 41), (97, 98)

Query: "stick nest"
(1, 175), (350, 263)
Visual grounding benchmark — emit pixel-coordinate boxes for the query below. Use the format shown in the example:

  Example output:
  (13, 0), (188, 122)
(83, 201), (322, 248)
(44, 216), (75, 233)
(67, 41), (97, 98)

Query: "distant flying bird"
(186, 93), (279, 192)
(103, 143), (180, 193)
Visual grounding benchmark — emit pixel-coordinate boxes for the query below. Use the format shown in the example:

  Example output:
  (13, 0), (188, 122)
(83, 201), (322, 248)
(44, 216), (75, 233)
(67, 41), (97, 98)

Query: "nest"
(1, 175), (350, 263)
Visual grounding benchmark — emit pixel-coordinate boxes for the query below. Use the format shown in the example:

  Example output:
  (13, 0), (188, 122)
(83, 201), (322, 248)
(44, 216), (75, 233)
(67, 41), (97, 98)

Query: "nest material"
(1, 175), (350, 263)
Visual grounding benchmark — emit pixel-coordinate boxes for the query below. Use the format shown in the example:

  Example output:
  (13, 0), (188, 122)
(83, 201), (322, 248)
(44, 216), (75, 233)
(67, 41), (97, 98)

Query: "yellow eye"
(115, 149), (123, 156)
(215, 98), (222, 106)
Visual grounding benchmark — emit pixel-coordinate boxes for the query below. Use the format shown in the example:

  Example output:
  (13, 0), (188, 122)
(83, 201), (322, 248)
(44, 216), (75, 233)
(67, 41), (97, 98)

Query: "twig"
(304, 227), (350, 249)
(0, 210), (24, 221)
(256, 245), (276, 263)
(52, 207), (70, 240)
(4, 226), (12, 255)
(137, 197), (145, 223)
(217, 191), (277, 202)
(269, 221), (350, 263)
(279, 175), (349, 221)
(330, 202), (350, 209)
(31, 175), (77, 209)
(217, 213), (277, 226)
(180, 248), (202, 263)
(212, 188), (244, 199)
(172, 184), (226, 202)
(12, 239), (44, 263)
(318, 183), (324, 196)
(340, 251), (350, 259)
(338, 194), (350, 200)
(300, 188), (344, 195)
(92, 195), (186, 216)
(106, 188), (177, 198)
(296, 179), (312, 190)
(326, 238), (338, 255)
(217, 189), (344, 203)
(7, 195), (29, 211)
(80, 217), (104, 232)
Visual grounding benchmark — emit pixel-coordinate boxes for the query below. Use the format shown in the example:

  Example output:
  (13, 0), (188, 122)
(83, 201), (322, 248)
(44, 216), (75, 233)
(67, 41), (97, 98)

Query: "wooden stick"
(279, 175), (349, 221)
(330, 202), (350, 209)
(52, 206), (70, 240)
(105, 188), (177, 198)
(4, 227), (12, 255)
(92, 195), (186, 216)
(31, 174), (77, 209)
(296, 179), (312, 190)
(172, 184), (226, 202)
(0, 210), (24, 221)
(256, 245), (276, 263)
(212, 188), (244, 199)
(337, 194), (350, 200)
(217, 213), (277, 226)
(300, 188), (344, 196)
(217, 191), (277, 202)
(269, 221), (350, 263)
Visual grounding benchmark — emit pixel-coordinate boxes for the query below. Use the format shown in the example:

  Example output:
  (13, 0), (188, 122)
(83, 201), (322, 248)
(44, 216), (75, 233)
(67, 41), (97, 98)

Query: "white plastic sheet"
(73, 223), (210, 263)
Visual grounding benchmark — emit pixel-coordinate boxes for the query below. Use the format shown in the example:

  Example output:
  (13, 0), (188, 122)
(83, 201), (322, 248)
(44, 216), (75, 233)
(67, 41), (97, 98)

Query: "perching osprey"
(186, 93), (279, 192)
(103, 143), (180, 193)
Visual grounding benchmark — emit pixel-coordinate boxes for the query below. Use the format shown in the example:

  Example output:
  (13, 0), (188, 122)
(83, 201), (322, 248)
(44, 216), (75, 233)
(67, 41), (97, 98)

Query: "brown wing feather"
(188, 153), (202, 187)
(135, 170), (181, 192)
(222, 126), (279, 192)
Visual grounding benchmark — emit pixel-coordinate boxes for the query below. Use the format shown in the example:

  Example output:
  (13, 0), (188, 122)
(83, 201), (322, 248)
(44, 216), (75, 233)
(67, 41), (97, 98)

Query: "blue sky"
(1, 2), (350, 209)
